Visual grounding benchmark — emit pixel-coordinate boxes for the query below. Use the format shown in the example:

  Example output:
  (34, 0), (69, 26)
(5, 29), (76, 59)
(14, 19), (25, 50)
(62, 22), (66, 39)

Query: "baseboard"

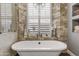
(67, 49), (76, 56)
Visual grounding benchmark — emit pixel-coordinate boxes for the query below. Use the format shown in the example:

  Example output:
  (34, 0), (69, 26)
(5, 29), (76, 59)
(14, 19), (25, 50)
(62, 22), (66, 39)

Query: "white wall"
(68, 4), (79, 56)
(0, 32), (17, 56)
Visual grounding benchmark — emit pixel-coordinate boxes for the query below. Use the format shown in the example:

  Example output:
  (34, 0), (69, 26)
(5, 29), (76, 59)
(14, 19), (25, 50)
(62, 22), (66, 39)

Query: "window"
(0, 4), (12, 32)
(27, 3), (51, 36)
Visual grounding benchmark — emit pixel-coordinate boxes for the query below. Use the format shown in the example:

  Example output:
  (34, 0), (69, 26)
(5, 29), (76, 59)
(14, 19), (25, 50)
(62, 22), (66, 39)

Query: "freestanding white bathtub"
(11, 40), (67, 56)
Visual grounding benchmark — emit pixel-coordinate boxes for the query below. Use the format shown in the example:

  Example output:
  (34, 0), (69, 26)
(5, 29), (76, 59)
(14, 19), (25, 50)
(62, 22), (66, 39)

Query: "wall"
(15, 4), (26, 41)
(52, 4), (68, 41)
(60, 4), (68, 41)
(68, 4), (79, 55)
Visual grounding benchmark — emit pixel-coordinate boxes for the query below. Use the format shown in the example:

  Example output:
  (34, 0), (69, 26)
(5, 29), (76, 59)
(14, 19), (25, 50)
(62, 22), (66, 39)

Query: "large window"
(27, 3), (51, 36)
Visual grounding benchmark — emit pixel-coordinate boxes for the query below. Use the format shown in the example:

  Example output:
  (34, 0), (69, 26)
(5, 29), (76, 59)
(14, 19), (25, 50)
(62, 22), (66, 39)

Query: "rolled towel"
(74, 26), (79, 32)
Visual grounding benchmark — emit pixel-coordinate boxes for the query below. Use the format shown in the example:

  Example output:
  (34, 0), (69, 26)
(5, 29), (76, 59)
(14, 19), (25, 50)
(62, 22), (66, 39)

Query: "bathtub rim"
(11, 40), (67, 51)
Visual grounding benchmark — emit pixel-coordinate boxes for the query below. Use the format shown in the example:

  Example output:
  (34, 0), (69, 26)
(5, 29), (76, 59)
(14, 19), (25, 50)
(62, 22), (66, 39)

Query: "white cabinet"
(68, 3), (79, 56)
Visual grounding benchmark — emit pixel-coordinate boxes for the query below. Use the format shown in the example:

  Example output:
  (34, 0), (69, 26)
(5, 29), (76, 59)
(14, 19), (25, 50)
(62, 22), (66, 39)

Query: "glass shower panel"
(1, 3), (12, 32)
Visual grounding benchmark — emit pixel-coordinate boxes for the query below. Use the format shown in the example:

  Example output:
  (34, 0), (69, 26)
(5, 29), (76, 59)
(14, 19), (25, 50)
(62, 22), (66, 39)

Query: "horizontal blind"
(27, 3), (51, 36)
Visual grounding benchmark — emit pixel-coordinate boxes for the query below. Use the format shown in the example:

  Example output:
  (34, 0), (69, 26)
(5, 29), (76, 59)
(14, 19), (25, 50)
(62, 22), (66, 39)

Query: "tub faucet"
(54, 28), (58, 40)
(0, 32), (2, 34)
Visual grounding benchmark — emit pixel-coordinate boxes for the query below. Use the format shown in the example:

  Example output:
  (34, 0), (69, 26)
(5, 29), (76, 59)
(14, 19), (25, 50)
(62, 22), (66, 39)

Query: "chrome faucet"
(55, 28), (57, 38)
